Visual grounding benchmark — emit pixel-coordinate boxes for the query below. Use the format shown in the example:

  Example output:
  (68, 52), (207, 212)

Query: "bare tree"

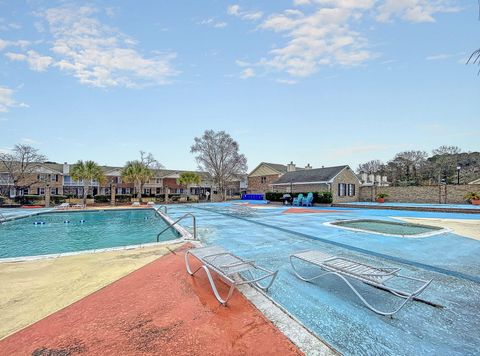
(431, 145), (462, 184)
(140, 151), (164, 170)
(191, 130), (247, 201)
(356, 160), (385, 174)
(0, 144), (47, 196)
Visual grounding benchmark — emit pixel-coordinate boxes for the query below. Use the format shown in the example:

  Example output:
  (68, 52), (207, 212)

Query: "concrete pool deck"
(396, 217), (480, 240)
(0, 243), (182, 339)
(0, 244), (303, 356)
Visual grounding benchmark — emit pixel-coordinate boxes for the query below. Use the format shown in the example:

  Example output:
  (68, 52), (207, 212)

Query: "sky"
(0, 0), (479, 172)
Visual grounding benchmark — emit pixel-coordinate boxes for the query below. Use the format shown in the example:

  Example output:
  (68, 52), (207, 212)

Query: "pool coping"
(0, 207), (192, 263)
(323, 219), (451, 238)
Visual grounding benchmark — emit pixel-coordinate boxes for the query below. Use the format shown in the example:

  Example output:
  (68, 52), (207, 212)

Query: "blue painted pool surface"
(0, 209), (179, 258)
(166, 203), (480, 356)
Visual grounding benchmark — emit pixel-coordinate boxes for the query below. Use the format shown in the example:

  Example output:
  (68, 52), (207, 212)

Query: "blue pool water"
(0, 209), (179, 259)
(166, 203), (480, 356)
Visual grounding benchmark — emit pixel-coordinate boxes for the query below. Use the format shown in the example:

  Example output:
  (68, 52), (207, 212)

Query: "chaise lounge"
(290, 250), (432, 316)
(185, 245), (278, 305)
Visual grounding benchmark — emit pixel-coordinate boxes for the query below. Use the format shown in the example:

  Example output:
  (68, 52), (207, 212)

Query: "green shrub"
(51, 195), (67, 204)
(316, 191), (333, 204)
(14, 195), (43, 205)
(94, 195), (110, 203)
(0, 196), (4, 206)
(115, 194), (132, 203)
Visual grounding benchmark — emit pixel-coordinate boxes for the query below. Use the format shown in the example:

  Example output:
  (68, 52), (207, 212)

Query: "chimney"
(287, 161), (296, 172)
(63, 162), (69, 175)
(305, 163), (312, 170)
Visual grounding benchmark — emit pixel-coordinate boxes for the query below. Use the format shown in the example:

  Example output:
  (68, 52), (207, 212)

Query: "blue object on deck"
(242, 194), (264, 200)
(293, 194), (304, 206)
(302, 192), (314, 206)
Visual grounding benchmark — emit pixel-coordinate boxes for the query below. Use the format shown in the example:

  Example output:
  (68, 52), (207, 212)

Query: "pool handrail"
(0, 211), (6, 224)
(154, 205), (168, 214)
(157, 212), (196, 241)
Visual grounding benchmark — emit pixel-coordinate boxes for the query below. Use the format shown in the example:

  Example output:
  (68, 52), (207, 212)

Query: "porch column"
(111, 184), (116, 206)
(45, 184), (51, 207)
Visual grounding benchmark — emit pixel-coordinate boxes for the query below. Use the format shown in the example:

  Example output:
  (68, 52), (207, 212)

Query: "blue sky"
(0, 0), (478, 171)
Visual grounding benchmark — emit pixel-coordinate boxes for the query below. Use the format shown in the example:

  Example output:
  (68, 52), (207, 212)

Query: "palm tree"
(121, 160), (153, 202)
(177, 172), (201, 201)
(70, 160), (105, 206)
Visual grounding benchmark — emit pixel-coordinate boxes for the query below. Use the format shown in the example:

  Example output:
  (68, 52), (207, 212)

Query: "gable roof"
(271, 165), (349, 185)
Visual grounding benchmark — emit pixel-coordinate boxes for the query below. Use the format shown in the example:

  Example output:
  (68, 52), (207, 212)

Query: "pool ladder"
(156, 213), (197, 242)
(0, 212), (6, 224)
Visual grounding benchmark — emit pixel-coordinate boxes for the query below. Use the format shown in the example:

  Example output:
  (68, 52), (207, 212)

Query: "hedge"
(94, 195), (111, 203)
(265, 191), (333, 204)
(115, 194), (132, 203)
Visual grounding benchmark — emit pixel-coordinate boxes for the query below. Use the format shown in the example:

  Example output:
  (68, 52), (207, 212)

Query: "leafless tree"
(140, 151), (164, 170)
(0, 144), (47, 196)
(191, 130), (247, 201)
(356, 159), (385, 174)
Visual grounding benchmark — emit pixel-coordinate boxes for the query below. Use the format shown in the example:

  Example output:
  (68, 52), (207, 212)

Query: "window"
(37, 187), (45, 195)
(261, 176), (267, 184)
(347, 184), (355, 196)
(125, 188), (131, 194)
(338, 183), (346, 197)
(51, 174), (58, 182)
(51, 187), (58, 195)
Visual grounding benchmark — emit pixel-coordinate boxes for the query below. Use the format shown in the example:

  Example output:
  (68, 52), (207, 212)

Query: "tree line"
(0, 130), (248, 203)
(357, 146), (479, 186)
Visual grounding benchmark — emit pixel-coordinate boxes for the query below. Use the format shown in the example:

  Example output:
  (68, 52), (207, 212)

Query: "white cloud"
(6, 50), (53, 71)
(199, 18), (227, 29)
(14, 5), (179, 88)
(0, 86), (27, 113)
(240, 67), (255, 79)
(0, 39), (31, 51)
(255, 1), (375, 77)
(376, 0), (460, 23)
(276, 78), (297, 84)
(425, 53), (454, 60)
(228, 5), (263, 21)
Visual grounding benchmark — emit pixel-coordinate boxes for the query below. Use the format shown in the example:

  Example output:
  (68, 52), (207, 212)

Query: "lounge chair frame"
(290, 250), (432, 316)
(185, 246), (278, 305)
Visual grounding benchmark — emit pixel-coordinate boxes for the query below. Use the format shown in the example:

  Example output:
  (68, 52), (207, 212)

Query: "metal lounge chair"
(293, 194), (304, 206)
(290, 250), (432, 316)
(302, 192), (313, 207)
(185, 245), (278, 305)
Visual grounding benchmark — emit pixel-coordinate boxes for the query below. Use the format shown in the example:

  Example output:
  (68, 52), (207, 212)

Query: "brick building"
(270, 165), (361, 203)
(247, 162), (305, 194)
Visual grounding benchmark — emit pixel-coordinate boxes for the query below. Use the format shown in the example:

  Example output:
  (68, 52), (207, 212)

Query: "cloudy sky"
(0, 0), (478, 171)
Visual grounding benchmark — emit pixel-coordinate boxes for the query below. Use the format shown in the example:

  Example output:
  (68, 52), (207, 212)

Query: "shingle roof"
(262, 162), (288, 173)
(272, 165), (348, 184)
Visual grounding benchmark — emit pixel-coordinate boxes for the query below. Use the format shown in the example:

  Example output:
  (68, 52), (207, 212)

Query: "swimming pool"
(0, 209), (180, 259)
(327, 219), (446, 237)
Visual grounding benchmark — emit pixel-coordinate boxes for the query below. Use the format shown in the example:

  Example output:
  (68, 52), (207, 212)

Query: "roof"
(271, 165), (349, 185)
(263, 162), (288, 173)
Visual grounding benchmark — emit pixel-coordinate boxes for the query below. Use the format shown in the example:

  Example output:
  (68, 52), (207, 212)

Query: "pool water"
(331, 219), (444, 236)
(0, 209), (180, 259)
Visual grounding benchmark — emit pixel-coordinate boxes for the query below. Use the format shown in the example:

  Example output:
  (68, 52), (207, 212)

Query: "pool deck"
(0, 243), (182, 339)
(0, 244), (302, 356)
(333, 202), (480, 214)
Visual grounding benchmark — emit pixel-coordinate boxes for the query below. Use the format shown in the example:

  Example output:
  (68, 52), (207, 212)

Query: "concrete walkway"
(0, 244), (301, 355)
(0, 244), (181, 339)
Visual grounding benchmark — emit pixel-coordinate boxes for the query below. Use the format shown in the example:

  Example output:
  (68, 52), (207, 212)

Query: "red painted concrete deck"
(0, 245), (301, 356)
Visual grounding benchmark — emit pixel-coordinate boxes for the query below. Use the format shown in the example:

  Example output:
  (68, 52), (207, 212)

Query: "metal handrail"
(0, 212), (6, 224)
(157, 213), (196, 241)
(154, 205), (168, 214)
